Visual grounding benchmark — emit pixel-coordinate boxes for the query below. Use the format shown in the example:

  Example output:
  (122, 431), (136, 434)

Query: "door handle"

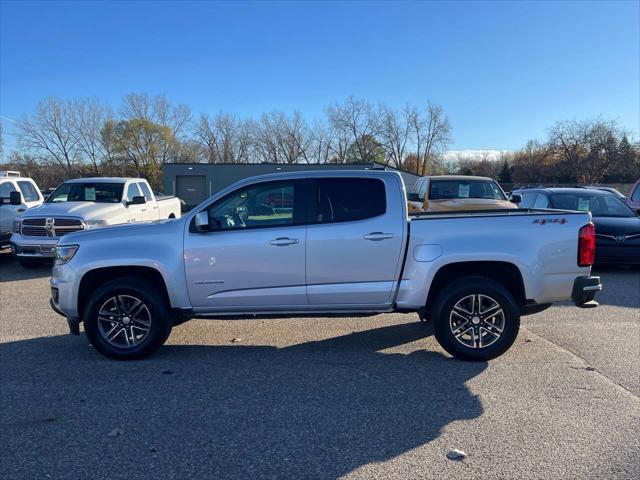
(363, 232), (394, 241)
(269, 237), (300, 246)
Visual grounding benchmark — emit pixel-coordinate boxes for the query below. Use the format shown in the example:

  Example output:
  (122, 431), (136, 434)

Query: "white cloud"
(443, 149), (511, 162)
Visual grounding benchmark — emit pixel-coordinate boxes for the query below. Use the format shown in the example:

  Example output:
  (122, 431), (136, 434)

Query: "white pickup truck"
(50, 170), (601, 361)
(0, 171), (44, 248)
(11, 177), (181, 267)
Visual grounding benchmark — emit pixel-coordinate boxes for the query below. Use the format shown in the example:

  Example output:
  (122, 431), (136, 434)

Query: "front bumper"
(571, 276), (602, 307)
(10, 233), (58, 258)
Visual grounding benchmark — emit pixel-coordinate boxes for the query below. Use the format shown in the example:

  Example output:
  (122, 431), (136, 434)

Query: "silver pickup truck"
(50, 171), (601, 361)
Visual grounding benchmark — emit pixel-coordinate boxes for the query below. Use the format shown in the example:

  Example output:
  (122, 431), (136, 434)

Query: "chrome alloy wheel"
(449, 294), (505, 349)
(97, 295), (152, 348)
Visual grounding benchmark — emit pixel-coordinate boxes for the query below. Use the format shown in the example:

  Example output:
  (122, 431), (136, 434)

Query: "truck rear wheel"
(431, 276), (520, 361)
(83, 277), (172, 360)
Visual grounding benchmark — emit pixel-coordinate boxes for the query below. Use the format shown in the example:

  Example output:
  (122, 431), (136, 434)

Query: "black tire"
(18, 258), (49, 268)
(83, 277), (172, 360)
(431, 276), (520, 361)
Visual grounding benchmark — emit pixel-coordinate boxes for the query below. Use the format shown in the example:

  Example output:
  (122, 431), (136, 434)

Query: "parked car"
(50, 170), (600, 361)
(0, 171), (44, 248)
(626, 178), (640, 214)
(584, 186), (626, 199)
(407, 175), (517, 213)
(511, 187), (640, 265)
(10, 177), (181, 267)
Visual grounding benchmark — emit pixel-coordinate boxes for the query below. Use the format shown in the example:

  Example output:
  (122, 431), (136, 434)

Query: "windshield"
(429, 179), (506, 201)
(549, 192), (637, 218)
(47, 183), (124, 203)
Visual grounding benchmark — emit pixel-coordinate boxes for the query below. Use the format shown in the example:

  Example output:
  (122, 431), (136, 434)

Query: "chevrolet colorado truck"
(0, 171), (44, 248)
(10, 177), (181, 267)
(50, 170), (601, 361)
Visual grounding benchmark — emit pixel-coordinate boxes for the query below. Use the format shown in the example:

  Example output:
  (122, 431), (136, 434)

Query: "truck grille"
(21, 218), (84, 238)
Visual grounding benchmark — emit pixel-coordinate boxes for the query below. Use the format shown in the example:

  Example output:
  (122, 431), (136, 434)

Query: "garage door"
(176, 175), (207, 210)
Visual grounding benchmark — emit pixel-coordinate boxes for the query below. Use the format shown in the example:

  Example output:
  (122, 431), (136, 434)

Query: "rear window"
(429, 179), (505, 201)
(312, 178), (386, 224)
(17, 181), (40, 202)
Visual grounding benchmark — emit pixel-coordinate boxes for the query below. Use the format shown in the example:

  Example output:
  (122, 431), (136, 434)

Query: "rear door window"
(312, 178), (386, 224)
(138, 182), (154, 202)
(125, 183), (142, 202)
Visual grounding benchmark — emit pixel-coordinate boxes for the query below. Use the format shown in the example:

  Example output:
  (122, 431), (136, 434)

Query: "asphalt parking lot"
(1, 249), (638, 480)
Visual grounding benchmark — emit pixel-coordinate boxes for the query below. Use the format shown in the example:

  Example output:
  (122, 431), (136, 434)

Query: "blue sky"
(1, 0), (638, 153)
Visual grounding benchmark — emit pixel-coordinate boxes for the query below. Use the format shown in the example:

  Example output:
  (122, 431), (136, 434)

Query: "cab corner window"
(314, 178), (386, 224)
(206, 181), (297, 230)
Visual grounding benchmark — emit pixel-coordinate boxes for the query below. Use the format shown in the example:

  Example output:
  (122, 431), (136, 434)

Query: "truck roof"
(425, 175), (495, 182)
(65, 177), (143, 184)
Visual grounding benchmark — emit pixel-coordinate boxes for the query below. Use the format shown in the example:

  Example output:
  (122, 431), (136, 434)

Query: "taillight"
(578, 223), (596, 267)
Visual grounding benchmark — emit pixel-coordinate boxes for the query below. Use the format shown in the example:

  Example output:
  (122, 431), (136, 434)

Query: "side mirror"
(127, 195), (146, 206)
(510, 194), (522, 204)
(407, 192), (421, 202)
(10, 191), (22, 206)
(194, 211), (209, 232)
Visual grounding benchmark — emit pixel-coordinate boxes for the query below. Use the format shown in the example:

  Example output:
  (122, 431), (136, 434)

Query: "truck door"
(184, 179), (308, 310)
(137, 182), (157, 221)
(124, 182), (145, 222)
(0, 181), (22, 243)
(305, 176), (406, 306)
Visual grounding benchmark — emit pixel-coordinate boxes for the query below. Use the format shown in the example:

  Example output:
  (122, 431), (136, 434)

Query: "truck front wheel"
(431, 276), (520, 361)
(83, 277), (172, 360)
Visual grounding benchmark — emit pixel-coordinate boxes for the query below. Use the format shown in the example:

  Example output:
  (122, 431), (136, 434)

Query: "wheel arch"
(78, 266), (171, 319)
(424, 261), (526, 317)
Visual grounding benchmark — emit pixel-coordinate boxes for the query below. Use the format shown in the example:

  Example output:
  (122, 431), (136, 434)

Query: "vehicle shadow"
(1, 322), (486, 479)
(0, 248), (52, 282)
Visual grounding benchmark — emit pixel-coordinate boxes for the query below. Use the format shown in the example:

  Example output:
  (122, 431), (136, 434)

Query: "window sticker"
(458, 184), (470, 198)
(85, 187), (96, 201)
(577, 197), (590, 211)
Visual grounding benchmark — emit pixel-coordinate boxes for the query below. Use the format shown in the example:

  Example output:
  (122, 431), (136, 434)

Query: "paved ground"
(0, 249), (638, 479)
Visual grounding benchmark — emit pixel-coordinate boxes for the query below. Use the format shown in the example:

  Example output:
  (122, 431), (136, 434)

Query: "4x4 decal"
(533, 218), (567, 225)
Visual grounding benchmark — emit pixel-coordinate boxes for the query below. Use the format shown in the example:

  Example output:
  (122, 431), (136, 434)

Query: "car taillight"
(578, 223), (596, 267)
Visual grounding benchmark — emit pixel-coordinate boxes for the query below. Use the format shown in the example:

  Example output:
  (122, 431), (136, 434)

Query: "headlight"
(54, 245), (79, 265)
(85, 219), (109, 229)
(12, 219), (21, 233)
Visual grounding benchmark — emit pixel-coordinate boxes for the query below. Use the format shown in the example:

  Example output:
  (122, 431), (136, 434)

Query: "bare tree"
(307, 119), (334, 164)
(380, 105), (411, 169)
(326, 97), (383, 163)
(547, 118), (626, 183)
(194, 112), (252, 163)
(408, 102), (451, 175)
(71, 98), (114, 174)
(16, 97), (78, 174)
(253, 111), (311, 164)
